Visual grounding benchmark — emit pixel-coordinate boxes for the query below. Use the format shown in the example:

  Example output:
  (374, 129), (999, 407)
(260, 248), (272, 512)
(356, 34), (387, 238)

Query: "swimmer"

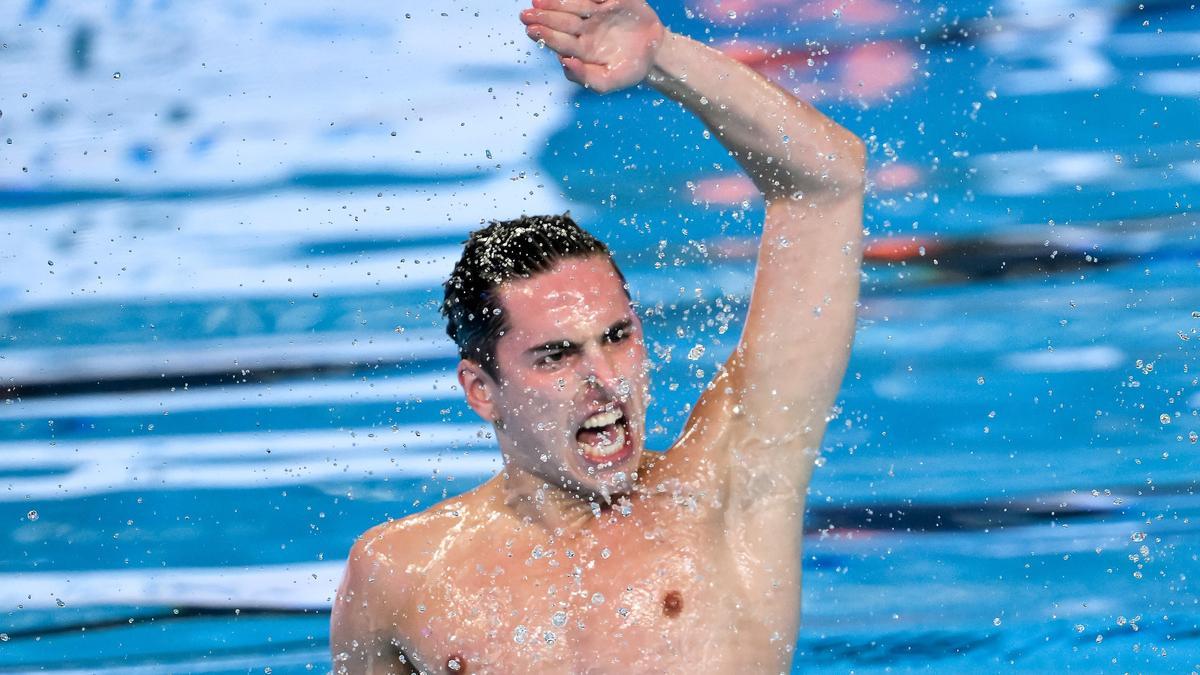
(331, 0), (864, 672)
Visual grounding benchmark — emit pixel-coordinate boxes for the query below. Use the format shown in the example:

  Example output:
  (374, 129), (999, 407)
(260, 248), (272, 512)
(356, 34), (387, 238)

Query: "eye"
(538, 351), (565, 366)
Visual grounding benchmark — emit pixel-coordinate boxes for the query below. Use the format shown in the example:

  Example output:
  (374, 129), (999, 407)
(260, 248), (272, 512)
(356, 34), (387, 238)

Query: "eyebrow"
(524, 318), (635, 356)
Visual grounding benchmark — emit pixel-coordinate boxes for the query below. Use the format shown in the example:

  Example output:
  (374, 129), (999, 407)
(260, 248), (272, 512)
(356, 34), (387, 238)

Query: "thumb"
(559, 55), (585, 84)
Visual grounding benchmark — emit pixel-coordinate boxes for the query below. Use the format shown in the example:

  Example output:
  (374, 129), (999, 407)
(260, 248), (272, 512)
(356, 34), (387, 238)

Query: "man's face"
(488, 255), (650, 499)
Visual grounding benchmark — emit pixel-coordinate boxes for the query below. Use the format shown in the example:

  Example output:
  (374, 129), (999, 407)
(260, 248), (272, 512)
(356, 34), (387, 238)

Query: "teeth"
(580, 424), (626, 458)
(581, 409), (623, 429)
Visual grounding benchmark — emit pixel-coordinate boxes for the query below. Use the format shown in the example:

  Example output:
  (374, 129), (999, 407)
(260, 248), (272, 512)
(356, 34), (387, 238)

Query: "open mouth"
(575, 406), (634, 466)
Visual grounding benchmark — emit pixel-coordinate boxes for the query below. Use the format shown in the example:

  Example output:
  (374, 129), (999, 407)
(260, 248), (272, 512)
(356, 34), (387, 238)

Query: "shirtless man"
(332, 0), (864, 672)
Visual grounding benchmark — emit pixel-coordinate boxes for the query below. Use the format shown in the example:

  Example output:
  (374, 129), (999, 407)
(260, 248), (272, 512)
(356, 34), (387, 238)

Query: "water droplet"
(1131, 531), (1146, 542)
(727, 10), (737, 19)
(976, 376), (986, 385)
(985, 89), (997, 100)
(687, 344), (705, 360)
(543, 630), (556, 645)
(591, 592), (605, 605)
(27, 510), (38, 521)
(1159, 413), (1170, 424)
(552, 611), (567, 627)
(993, 617), (1001, 626)
(485, 149), (493, 159)
(56, 598), (65, 607)
(112, 71), (121, 79)
(513, 624), (528, 644)
(600, 547), (610, 559)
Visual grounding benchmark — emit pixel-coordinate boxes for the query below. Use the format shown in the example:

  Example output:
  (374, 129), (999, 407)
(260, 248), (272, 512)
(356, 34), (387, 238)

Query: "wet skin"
(333, 0), (865, 671)
(332, 257), (809, 673)
(481, 255), (652, 502)
(336, 460), (802, 674)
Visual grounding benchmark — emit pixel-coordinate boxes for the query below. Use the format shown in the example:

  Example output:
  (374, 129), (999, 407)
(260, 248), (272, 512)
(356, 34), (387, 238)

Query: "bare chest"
(402, 510), (756, 673)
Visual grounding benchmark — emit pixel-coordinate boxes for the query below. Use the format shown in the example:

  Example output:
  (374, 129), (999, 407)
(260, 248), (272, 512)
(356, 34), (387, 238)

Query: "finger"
(559, 55), (586, 86)
(525, 25), (583, 58)
(560, 56), (612, 90)
(519, 9), (585, 36)
(530, 0), (604, 19)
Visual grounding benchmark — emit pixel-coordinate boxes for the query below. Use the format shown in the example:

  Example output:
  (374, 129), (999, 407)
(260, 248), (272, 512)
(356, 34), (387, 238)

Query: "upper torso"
(346, 450), (807, 675)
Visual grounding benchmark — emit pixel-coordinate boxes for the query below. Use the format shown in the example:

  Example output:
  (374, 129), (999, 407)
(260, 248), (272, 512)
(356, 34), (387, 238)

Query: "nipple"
(446, 653), (468, 673)
(662, 590), (683, 618)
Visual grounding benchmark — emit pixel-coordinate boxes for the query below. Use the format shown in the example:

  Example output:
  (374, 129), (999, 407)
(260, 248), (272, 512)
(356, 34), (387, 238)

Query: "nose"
(580, 347), (621, 394)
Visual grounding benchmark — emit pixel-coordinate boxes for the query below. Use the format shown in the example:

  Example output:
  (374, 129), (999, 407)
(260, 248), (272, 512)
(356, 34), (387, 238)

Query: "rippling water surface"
(2, 0), (1199, 672)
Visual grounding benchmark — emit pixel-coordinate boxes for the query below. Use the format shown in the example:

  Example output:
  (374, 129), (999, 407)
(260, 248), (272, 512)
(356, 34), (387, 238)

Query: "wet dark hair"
(441, 213), (628, 379)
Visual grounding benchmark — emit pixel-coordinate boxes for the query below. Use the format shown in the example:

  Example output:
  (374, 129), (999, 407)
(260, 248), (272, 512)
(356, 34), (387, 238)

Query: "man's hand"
(520, 0), (665, 94)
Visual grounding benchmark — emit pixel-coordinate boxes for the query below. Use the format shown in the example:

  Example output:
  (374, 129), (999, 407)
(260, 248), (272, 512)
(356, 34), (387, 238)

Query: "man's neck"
(498, 467), (620, 533)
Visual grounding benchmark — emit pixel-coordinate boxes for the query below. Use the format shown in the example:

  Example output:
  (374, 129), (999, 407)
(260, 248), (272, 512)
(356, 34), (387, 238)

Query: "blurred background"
(1, 0), (1198, 672)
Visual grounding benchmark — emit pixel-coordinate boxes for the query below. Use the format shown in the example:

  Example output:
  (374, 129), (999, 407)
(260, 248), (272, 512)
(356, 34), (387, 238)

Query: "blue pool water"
(2, 0), (1199, 672)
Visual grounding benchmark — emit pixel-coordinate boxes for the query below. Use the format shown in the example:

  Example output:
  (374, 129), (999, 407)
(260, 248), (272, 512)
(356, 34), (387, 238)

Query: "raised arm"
(648, 29), (866, 492)
(521, 0), (865, 493)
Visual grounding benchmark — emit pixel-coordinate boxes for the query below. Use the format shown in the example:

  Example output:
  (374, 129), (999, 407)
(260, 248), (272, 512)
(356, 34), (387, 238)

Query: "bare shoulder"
(331, 490), (489, 669)
(651, 362), (821, 509)
(338, 494), (480, 605)
(649, 369), (740, 480)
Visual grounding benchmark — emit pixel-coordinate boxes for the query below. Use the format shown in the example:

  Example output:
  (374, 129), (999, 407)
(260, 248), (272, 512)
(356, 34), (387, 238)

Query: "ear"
(457, 359), (500, 424)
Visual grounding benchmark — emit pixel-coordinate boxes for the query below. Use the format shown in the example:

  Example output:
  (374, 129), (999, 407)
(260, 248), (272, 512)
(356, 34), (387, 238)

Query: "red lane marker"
(863, 237), (939, 262)
(873, 163), (923, 191)
(842, 41), (917, 96)
(718, 39), (917, 103)
(695, 0), (899, 26)
(794, 0), (901, 24)
(690, 175), (759, 205)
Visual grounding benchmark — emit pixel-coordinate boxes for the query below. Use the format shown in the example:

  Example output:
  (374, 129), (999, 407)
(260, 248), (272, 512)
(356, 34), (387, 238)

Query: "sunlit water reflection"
(2, 0), (1198, 671)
